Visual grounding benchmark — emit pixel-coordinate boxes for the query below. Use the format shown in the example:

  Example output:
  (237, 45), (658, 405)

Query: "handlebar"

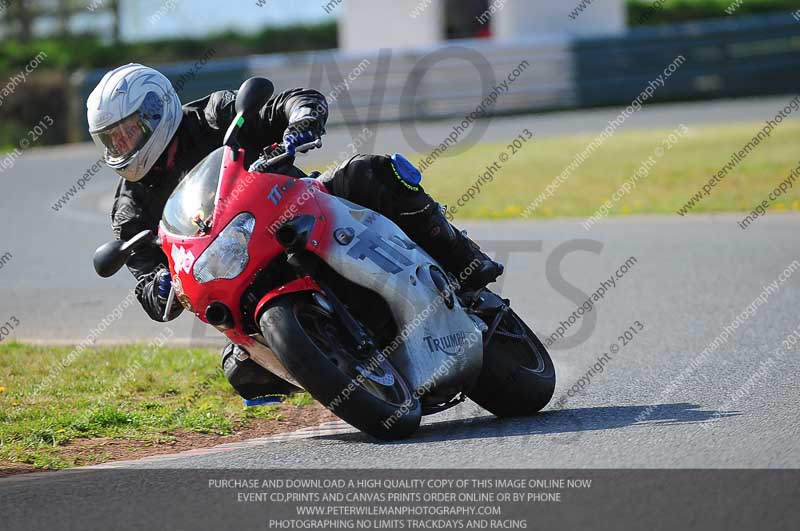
(249, 138), (322, 172)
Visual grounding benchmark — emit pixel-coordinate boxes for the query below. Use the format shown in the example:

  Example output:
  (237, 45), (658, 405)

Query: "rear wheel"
(259, 292), (421, 440)
(467, 307), (555, 417)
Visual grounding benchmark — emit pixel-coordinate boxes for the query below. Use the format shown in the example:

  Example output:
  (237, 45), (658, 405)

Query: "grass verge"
(0, 342), (332, 473)
(389, 120), (800, 219)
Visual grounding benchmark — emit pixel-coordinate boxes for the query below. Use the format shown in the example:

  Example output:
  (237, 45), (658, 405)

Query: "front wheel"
(467, 306), (556, 417)
(259, 292), (421, 440)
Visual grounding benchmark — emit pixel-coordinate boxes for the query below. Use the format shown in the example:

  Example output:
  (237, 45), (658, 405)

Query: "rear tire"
(468, 308), (555, 417)
(260, 292), (421, 440)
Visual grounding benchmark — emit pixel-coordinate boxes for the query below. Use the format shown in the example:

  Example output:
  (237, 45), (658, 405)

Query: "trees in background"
(628, 0), (798, 26)
(1, 0), (120, 43)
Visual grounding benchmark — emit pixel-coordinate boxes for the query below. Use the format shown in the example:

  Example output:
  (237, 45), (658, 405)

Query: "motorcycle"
(93, 78), (555, 440)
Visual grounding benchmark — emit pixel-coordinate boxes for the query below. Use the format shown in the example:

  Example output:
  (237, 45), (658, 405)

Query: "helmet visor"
(91, 91), (164, 167)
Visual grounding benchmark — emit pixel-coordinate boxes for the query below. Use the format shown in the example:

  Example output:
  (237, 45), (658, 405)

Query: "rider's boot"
(222, 344), (301, 400)
(384, 154), (503, 292)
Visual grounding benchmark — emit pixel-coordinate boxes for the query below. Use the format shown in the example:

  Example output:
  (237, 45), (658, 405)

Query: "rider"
(88, 63), (503, 400)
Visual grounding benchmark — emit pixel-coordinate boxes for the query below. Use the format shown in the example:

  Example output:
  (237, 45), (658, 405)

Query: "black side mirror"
(93, 240), (129, 278)
(235, 77), (274, 117)
(224, 77), (275, 158)
(93, 230), (155, 278)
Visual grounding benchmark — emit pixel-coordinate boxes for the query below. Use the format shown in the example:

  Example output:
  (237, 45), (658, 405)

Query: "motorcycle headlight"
(193, 213), (256, 283)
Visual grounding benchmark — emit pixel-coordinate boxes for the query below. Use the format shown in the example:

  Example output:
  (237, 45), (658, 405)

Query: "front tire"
(260, 292), (421, 440)
(468, 308), (556, 417)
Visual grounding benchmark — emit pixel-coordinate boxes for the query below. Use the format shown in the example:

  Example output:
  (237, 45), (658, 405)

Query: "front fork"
(285, 251), (376, 356)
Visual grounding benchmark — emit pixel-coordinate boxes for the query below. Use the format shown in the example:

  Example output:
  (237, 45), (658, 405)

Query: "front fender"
(253, 276), (321, 327)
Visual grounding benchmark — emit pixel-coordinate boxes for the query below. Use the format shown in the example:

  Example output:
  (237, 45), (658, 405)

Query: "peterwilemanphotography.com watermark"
(3, 5), (800, 529)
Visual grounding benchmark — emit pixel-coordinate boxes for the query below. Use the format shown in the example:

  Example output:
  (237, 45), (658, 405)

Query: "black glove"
(137, 268), (183, 322)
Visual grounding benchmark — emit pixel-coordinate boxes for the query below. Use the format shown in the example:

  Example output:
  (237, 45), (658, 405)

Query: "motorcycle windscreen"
(162, 147), (224, 236)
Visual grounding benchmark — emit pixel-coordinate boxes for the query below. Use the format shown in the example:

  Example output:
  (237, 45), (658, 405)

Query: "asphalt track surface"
(4, 212), (794, 469)
(0, 97), (798, 512)
(1, 211), (799, 529)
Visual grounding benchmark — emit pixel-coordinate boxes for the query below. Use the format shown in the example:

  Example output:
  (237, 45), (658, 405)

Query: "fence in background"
(573, 12), (800, 106)
(69, 12), (800, 142)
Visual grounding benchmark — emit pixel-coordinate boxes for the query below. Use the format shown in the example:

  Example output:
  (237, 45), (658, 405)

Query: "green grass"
(390, 120), (800, 219)
(0, 342), (310, 470)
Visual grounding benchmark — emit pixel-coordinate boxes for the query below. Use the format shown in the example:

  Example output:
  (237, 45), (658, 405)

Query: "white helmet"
(87, 63), (182, 182)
